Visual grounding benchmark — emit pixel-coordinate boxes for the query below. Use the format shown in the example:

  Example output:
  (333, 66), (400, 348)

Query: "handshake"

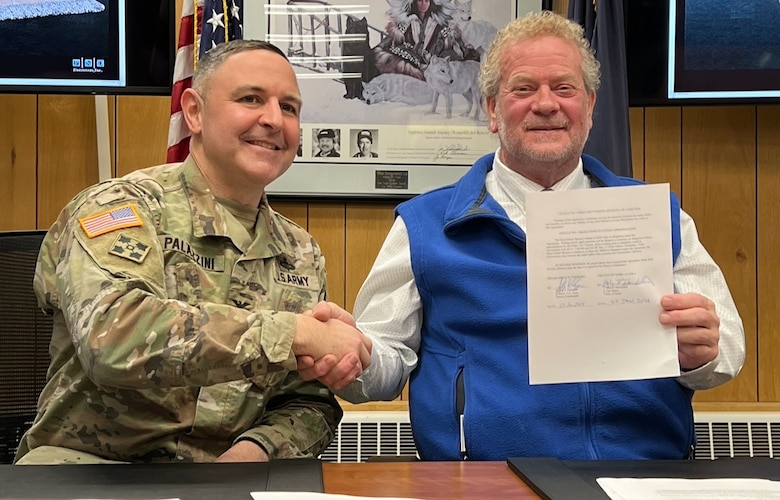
(293, 301), (372, 390)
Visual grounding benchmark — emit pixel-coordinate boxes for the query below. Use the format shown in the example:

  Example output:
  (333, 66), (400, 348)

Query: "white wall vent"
(320, 411), (416, 463)
(321, 411), (780, 463)
(694, 412), (780, 460)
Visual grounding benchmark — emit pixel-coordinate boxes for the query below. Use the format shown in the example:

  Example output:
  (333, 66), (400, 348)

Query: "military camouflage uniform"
(15, 157), (341, 464)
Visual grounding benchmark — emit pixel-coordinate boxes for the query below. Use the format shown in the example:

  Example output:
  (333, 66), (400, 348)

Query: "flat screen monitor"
(626, 0), (780, 106)
(0, 0), (174, 95)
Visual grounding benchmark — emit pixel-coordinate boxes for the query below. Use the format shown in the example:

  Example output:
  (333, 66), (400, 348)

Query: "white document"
(526, 183), (679, 384)
(252, 493), (421, 500)
(597, 477), (780, 499)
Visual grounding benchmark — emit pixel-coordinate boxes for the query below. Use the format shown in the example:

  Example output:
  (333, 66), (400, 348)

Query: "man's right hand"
(309, 301), (358, 328)
(294, 302), (371, 390)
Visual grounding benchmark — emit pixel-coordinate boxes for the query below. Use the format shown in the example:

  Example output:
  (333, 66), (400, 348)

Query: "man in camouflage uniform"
(15, 40), (371, 465)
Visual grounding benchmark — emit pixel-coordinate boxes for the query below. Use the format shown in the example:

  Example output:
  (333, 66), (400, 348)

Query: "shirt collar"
(485, 150), (591, 231)
(490, 150), (589, 203)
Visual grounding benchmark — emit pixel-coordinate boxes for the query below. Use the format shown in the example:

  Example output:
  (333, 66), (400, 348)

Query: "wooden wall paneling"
(344, 202), (398, 311)
(643, 107), (682, 196)
(116, 96), (171, 176)
(682, 106), (757, 402)
(175, 0), (183, 37)
(272, 199), (308, 228)
(37, 96), (100, 229)
(757, 105), (780, 401)
(0, 95), (38, 230)
(552, 0), (568, 16)
(308, 203), (347, 308)
(111, 0), (180, 178)
(628, 107), (644, 180)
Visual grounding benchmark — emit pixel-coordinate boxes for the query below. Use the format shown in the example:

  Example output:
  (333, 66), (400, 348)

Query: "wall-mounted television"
(626, 0), (780, 106)
(0, 0), (174, 95)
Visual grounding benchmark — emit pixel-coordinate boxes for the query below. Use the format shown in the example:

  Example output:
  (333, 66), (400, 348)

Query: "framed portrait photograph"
(245, 0), (544, 198)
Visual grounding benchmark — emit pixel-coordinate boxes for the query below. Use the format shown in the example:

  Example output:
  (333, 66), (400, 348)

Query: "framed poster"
(245, 0), (544, 198)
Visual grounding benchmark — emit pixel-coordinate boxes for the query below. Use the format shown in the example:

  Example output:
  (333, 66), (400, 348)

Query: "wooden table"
(323, 461), (541, 499)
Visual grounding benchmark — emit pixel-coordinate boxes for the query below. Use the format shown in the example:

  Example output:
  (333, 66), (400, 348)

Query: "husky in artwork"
(423, 55), (482, 120)
(341, 16), (379, 100)
(451, 0), (498, 55)
(362, 73), (434, 105)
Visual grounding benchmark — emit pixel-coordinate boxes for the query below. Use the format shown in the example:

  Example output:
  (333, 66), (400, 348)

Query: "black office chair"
(0, 230), (52, 464)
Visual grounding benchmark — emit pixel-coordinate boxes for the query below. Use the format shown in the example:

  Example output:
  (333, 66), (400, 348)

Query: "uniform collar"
(179, 156), (296, 260)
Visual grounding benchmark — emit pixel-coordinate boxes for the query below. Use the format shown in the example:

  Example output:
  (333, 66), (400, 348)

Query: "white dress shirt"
(336, 154), (746, 403)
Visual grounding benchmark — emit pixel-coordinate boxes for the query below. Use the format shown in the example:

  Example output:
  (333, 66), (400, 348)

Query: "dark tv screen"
(0, 0), (174, 95)
(626, 0), (780, 106)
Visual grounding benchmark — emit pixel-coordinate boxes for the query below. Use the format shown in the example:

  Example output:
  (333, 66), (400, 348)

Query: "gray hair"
(192, 40), (289, 94)
(478, 10), (601, 100)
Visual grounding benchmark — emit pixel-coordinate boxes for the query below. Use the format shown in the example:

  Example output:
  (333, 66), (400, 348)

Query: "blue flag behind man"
(199, 0), (244, 58)
(568, 0), (632, 177)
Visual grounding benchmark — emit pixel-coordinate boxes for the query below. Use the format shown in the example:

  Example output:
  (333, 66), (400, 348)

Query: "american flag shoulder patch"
(79, 204), (143, 238)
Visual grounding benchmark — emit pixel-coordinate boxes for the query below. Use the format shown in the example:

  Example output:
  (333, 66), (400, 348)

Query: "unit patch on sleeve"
(109, 233), (151, 264)
(79, 204), (143, 238)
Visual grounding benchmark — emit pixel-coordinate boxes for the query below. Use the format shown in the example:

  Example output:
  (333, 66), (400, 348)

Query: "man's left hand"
(215, 440), (269, 463)
(660, 293), (720, 370)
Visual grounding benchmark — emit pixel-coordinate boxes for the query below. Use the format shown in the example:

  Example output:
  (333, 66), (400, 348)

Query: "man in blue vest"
(298, 11), (745, 461)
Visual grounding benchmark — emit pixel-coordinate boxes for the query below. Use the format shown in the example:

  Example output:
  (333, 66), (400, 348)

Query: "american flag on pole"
(166, 0), (244, 163)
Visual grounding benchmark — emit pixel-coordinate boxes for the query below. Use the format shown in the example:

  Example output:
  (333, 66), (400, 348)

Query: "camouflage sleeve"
(37, 182), (299, 389)
(237, 376), (343, 459)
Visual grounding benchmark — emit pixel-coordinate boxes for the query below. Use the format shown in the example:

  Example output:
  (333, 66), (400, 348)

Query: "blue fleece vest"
(397, 153), (691, 461)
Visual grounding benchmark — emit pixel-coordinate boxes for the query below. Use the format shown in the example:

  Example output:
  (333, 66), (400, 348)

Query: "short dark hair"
(318, 129), (336, 140)
(192, 40), (289, 94)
